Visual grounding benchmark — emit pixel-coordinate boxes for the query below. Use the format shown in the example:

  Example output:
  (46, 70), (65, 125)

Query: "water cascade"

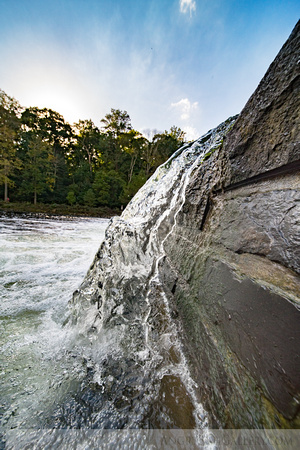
(2, 119), (237, 449)
(64, 118), (237, 432)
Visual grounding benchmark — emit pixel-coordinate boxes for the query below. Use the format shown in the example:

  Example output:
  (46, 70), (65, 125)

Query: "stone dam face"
(73, 21), (300, 429)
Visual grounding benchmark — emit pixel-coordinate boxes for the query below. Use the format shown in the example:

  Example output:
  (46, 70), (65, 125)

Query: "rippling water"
(1, 122), (233, 449)
(0, 214), (109, 433)
(0, 213), (214, 449)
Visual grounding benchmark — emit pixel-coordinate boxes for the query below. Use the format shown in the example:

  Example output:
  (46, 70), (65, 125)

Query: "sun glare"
(17, 69), (86, 125)
(28, 88), (80, 124)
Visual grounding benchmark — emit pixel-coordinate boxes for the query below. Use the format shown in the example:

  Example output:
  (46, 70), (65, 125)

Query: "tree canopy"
(0, 92), (187, 209)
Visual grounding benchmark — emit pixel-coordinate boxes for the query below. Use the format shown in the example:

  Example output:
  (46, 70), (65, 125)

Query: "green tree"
(141, 140), (156, 178)
(150, 126), (186, 169)
(169, 125), (186, 142)
(66, 190), (76, 205)
(83, 188), (96, 207)
(100, 109), (133, 172)
(70, 120), (102, 173)
(19, 132), (53, 204)
(93, 169), (125, 207)
(101, 108), (132, 137)
(119, 172), (147, 205)
(0, 90), (22, 201)
(21, 107), (73, 202)
(1, 90), (187, 209)
(69, 162), (93, 205)
(119, 129), (148, 184)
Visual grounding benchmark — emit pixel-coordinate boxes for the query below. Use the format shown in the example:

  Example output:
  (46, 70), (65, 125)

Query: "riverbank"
(0, 201), (121, 218)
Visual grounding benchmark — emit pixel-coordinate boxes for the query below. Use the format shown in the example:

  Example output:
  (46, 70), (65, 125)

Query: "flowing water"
(0, 213), (213, 449)
(0, 119), (236, 449)
(0, 214), (110, 445)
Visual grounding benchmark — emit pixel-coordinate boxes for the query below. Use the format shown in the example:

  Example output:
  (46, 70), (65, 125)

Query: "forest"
(0, 89), (186, 211)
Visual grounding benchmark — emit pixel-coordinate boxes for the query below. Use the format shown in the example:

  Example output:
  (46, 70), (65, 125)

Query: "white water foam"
(0, 215), (109, 430)
(2, 118), (235, 449)
(69, 118), (236, 445)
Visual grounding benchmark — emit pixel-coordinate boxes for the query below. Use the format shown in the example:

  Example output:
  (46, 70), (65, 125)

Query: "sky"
(0, 1), (298, 140)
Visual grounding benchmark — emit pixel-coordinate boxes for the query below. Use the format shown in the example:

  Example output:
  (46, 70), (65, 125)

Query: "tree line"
(0, 89), (186, 209)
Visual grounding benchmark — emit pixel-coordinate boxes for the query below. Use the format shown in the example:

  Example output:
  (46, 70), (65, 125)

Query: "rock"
(221, 20), (300, 186)
(160, 20), (300, 428)
(73, 21), (300, 429)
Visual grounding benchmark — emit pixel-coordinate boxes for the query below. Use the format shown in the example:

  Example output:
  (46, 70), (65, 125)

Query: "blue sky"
(0, 0), (298, 139)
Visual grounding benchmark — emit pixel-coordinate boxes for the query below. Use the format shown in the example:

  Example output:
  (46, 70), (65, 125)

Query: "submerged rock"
(73, 20), (300, 429)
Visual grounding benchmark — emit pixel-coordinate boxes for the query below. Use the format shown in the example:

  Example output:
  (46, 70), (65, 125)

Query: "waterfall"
(67, 117), (236, 433)
(3, 118), (237, 449)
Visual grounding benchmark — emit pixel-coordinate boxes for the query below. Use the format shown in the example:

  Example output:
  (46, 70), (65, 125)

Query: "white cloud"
(171, 98), (198, 121)
(182, 125), (199, 141)
(180, 0), (196, 17)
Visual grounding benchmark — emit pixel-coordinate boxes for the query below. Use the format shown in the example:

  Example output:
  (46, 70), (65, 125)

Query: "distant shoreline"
(0, 201), (121, 219)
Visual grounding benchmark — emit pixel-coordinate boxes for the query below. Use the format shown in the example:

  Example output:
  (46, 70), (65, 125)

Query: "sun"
(8, 58), (88, 125)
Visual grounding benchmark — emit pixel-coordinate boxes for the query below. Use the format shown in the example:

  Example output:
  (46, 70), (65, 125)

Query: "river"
(0, 214), (109, 443)
(0, 212), (216, 449)
(0, 212), (214, 449)
(1, 122), (234, 450)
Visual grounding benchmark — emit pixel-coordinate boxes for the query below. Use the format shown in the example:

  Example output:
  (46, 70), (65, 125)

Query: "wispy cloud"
(179, 0), (196, 17)
(171, 98), (198, 120)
